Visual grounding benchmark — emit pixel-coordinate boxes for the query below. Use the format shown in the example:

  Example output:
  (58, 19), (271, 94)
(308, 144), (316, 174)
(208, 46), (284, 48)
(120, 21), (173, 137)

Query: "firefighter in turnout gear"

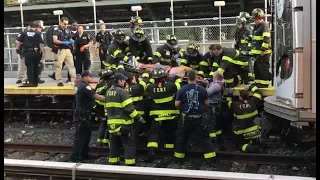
(174, 70), (216, 163)
(146, 68), (182, 162)
(153, 35), (184, 66)
(129, 28), (153, 64)
(105, 73), (146, 166)
(206, 44), (221, 79)
(226, 85), (262, 153)
(234, 15), (254, 84)
(124, 73), (149, 141)
(95, 68), (114, 146)
(181, 43), (209, 77)
(251, 8), (272, 88)
(129, 16), (143, 37)
(105, 30), (130, 70)
(211, 44), (249, 88)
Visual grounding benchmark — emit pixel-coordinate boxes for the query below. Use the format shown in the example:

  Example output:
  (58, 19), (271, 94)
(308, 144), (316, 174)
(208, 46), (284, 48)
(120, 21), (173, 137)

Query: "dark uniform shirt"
(72, 32), (92, 53)
(96, 31), (113, 50)
(176, 84), (208, 114)
(75, 81), (96, 111)
(129, 38), (153, 63)
(153, 44), (184, 66)
(234, 27), (251, 54)
(52, 26), (72, 49)
(251, 22), (271, 55)
(17, 29), (44, 55)
(16, 28), (29, 56)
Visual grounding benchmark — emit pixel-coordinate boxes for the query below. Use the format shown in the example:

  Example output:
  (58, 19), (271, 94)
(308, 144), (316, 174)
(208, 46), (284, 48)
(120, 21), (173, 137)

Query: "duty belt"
(182, 113), (201, 118)
(26, 47), (39, 52)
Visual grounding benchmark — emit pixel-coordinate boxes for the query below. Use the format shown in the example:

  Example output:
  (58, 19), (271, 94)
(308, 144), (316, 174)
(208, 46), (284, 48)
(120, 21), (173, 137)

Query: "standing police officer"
(15, 25), (30, 84)
(16, 22), (45, 87)
(70, 70), (106, 162)
(96, 24), (113, 69)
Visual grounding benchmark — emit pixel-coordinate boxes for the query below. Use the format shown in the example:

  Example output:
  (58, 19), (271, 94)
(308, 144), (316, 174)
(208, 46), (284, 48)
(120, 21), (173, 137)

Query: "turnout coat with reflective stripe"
(105, 85), (141, 133)
(216, 48), (249, 73)
(250, 22), (272, 55)
(227, 86), (262, 137)
(105, 41), (131, 69)
(125, 80), (148, 114)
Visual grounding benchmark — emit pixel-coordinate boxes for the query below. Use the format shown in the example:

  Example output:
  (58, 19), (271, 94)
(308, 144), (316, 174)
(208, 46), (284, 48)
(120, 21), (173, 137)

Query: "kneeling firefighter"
(226, 85), (262, 153)
(146, 68), (182, 161)
(94, 68), (114, 146)
(105, 73), (146, 166)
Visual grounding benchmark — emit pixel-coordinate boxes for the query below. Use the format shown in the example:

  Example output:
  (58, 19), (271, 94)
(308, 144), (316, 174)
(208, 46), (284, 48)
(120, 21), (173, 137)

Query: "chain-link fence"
(4, 16), (271, 71)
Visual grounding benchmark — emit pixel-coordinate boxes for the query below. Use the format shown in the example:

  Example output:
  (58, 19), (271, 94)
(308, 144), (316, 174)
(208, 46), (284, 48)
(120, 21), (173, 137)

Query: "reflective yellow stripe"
(251, 86), (258, 93)
(248, 73), (254, 77)
(95, 100), (105, 106)
(102, 61), (110, 67)
(112, 49), (122, 58)
(153, 96), (174, 103)
(199, 61), (209, 66)
(233, 60), (248, 66)
(237, 75), (242, 81)
(108, 119), (134, 125)
(135, 56), (141, 60)
(253, 93), (262, 99)
(142, 73), (149, 78)
(102, 139), (109, 144)
(262, 32), (271, 37)
(197, 71), (204, 75)
(244, 134), (261, 140)
(123, 56), (129, 62)
(254, 79), (261, 83)
(150, 110), (180, 116)
(154, 116), (176, 121)
(234, 110), (258, 120)
(204, 152), (216, 159)
(160, 58), (171, 63)
(139, 80), (147, 91)
(234, 125), (261, 135)
(209, 71), (214, 76)
(132, 96), (143, 102)
(129, 110), (138, 118)
(226, 97), (232, 101)
(175, 81), (181, 90)
(174, 152), (185, 158)
(181, 59), (188, 64)
(209, 132), (216, 138)
(109, 157), (120, 163)
(96, 138), (102, 143)
(227, 101), (232, 108)
(260, 80), (270, 85)
(215, 130), (222, 136)
(261, 43), (269, 48)
(250, 49), (272, 54)
(217, 68), (224, 73)
(148, 57), (153, 61)
(109, 126), (121, 133)
(253, 36), (263, 40)
(147, 142), (158, 148)
(137, 111), (145, 115)
(164, 144), (174, 149)
(117, 64), (125, 69)
(149, 78), (155, 84)
(125, 159), (136, 165)
(241, 39), (248, 43)
(212, 62), (219, 67)
(154, 51), (162, 57)
(241, 144), (249, 152)
(225, 78), (234, 83)
(96, 86), (105, 93)
(122, 98), (133, 107)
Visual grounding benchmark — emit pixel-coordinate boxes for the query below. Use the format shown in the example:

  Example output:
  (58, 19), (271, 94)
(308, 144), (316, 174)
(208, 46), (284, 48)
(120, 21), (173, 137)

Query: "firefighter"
(146, 68), (181, 162)
(128, 16), (143, 38)
(226, 85), (262, 153)
(95, 68), (114, 146)
(105, 29), (130, 70)
(15, 22), (45, 87)
(129, 28), (153, 64)
(15, 25), (30, 84)
(153, 35), (184, 66)
(206, 44), (221, 79)
(70, 70), (106, 162)
(211, 44), (248, 88)
(96, 23), (113, 69)
(251, 8), (272, 88)
(72, 25), (93, 74)
(174, 70), (216, 163)
(180, 43), (209, 77)
(234, 16), (254, 84)
(105, 73), (146, 166)
(124, 72), (149, 142)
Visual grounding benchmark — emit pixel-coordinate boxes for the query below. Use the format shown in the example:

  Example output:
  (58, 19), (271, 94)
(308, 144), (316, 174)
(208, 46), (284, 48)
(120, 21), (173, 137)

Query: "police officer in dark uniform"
(16, 25), (30, 84)
(16, 22), (45, 87)
(226, 85), (262, 153)
(96, 23), (113, 69)
(70, 70), (106, 162)
(180, 43), (209, 77)
(153, 35), (184, 67)
(72, 25), (93, 74)
(174, 70), (216, 163)
(129, 28), (153, 64)
(105, 73), (145, 166)
(105, 29), (131, 70)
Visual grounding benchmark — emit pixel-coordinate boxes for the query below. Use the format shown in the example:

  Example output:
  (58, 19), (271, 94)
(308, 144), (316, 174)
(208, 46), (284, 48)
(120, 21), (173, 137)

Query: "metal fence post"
(202, 27), (206, 54)
(6, 33), (12, 71)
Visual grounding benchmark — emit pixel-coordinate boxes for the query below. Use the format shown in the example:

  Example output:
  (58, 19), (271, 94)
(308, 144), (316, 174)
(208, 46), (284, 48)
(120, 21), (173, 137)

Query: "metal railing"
(4, 16), (271, 71)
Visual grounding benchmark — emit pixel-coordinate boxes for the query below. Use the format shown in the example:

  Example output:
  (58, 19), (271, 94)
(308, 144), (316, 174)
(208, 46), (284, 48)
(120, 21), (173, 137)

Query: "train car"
(262, 0), (316, 143)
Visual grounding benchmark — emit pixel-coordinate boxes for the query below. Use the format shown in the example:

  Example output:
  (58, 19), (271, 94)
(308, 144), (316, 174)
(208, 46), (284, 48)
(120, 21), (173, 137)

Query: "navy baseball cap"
(113, 73), (128, 81)
(81, 70), (93, 77)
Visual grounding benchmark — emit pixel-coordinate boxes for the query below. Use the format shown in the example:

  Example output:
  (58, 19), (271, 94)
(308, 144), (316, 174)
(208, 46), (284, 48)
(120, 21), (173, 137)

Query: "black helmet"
(152, 68), (167, 79)
(236, 17), (247, 25)
(251, 8), (265, 19)
(99, 68), (114, 80)
(132, 28), (145, 42)
(34, 20), (44, 29)
(130, 16), (143, 25)
(186, 43), (200, 57)
(166, 35), (178, 46)
(114, 29), (126, 43)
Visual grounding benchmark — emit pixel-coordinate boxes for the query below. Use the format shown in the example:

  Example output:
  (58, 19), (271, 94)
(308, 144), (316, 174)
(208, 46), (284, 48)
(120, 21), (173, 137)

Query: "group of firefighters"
(14, 7), (271, 166)
(70, 8), (270, 166)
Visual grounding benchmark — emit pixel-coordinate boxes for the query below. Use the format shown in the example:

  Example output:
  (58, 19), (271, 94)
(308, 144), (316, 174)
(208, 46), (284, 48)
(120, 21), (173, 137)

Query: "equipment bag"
(45, 25), (57, 48)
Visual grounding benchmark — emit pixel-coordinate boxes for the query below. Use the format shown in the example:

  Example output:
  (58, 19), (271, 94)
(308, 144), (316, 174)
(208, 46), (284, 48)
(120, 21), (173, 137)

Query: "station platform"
(4, 77), (275, 96)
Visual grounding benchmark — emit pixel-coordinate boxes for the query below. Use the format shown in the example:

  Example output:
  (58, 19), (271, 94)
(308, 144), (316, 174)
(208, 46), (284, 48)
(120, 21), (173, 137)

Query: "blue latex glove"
(173, 54), (180, 59)
(62, 41), (71, 46)
(69, 39), (75, 44)
(228, 88), (234, 94)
